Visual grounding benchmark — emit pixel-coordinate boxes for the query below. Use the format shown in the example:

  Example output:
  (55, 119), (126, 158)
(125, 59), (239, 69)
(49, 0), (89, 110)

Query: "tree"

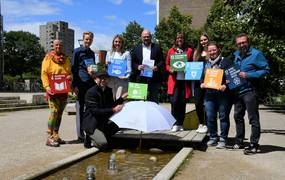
(3, 31), (45, 78)
(155, 6), (199, 53)
(205, 0), (285, 100)
(122, 21), (144, 51)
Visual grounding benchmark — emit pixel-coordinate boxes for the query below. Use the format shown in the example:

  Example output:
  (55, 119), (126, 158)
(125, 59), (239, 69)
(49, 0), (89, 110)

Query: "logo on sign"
(173, 61), (185, 69)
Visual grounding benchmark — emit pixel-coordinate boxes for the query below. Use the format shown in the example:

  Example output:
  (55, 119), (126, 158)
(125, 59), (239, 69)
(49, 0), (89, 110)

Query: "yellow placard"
(204, 68), (224, 90)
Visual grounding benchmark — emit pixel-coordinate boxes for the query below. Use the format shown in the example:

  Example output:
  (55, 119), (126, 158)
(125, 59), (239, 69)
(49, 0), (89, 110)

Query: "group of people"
(41, 29), (270, 154)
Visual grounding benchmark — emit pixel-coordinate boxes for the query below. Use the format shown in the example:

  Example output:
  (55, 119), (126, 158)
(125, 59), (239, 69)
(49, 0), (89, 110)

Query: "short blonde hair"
(83, 31), (94, 39)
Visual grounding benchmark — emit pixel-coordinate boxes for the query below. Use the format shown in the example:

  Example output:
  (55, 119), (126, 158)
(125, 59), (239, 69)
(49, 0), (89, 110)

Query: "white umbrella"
(110, 101), (176, 132)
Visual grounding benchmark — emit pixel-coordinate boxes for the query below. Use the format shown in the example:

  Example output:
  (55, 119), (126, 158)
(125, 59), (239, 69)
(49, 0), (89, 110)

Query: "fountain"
(42, 149), (176, 179)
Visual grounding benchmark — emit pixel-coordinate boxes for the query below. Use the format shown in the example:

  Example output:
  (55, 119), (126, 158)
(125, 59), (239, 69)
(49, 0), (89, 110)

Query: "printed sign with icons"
(107, 59), (127, 77)
(185, 62), (204, 80)
(224, 64), (245, 89)
(127, 82), (148, 100)
(48, 74), (71, 94)
(170, 54), (187, 72)
(203, 68), (224, 90)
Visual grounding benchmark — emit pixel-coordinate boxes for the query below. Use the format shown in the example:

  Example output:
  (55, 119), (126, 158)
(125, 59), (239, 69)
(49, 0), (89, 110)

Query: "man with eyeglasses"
(231, 33), (270, 155)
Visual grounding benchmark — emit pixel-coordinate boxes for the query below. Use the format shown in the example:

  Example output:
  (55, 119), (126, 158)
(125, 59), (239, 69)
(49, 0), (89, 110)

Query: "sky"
(1, 0), (157, 50)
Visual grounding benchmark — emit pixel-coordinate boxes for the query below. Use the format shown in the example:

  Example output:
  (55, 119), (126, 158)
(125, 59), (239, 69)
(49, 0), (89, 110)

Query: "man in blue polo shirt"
(232, 33), (270, 155)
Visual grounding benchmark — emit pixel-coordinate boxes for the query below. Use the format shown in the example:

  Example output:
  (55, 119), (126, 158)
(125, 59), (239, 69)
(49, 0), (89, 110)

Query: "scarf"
(208, 55), (221, 68)
(49, 51), (65, 64)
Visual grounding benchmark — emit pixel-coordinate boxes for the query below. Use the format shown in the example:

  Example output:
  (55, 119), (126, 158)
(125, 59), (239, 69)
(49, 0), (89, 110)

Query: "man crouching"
(82, 64), (128, 150)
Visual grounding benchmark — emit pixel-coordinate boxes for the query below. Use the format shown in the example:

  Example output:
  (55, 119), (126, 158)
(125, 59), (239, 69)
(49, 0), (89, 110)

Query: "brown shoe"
(46, 138), (60, 147)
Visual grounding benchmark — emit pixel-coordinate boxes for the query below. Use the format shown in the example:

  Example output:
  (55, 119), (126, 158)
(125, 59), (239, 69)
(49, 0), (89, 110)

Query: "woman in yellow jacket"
(41, 39), (72, 147)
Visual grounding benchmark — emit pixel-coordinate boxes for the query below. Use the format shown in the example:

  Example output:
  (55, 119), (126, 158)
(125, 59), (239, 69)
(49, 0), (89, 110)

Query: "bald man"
(130, 29), (164, 103)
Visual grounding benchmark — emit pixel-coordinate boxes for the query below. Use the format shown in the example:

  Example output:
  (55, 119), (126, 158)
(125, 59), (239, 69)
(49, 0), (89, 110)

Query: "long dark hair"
(172, 32), (186, 51)
(193, 33), (209, 60)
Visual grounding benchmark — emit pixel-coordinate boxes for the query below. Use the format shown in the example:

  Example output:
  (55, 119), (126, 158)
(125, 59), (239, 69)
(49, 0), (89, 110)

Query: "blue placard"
(185, 62), (203, 80)
(140, 65), (153, 77)
(84, 58), (95, 66)
(224, 64), (244, 89)
(107, 59), (127, 77)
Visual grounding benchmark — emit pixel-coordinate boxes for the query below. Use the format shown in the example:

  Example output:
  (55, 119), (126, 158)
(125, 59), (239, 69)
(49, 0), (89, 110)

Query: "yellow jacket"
(41, 52), (72, 90)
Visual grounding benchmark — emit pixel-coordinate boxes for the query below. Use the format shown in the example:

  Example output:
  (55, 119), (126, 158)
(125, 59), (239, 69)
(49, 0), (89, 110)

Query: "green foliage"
(153, 6), (201, 102)
(205, 0), (285, 102)
(265, 94), (285, 106)
(122, 21), (144, 51)
(3, 31), (45, 78)
(155, 6), (198, 53)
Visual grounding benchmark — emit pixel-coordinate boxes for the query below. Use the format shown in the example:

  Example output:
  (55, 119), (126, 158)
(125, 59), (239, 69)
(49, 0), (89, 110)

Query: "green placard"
(128, 82), (148, 100)
(170, 54), (187, 72)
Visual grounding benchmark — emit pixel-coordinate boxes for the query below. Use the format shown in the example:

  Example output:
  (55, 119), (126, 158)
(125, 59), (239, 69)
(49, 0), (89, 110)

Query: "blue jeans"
(204, 92), (231, 140)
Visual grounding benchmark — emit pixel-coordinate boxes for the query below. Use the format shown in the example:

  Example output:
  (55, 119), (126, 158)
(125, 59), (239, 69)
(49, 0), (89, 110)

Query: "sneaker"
(171, 125), (183, 132)
(227, 143), (244, 150)
(46, 138), (60, 147)
(216, 141), (226, 149)
(207, 139), (218, 146)
(200, 125), (208, 134)
(196, 124), (203, 133)
(244, 144), (259, 155)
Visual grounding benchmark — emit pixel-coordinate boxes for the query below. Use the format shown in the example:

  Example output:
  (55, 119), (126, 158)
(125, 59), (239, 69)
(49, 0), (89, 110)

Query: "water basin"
(43, 149), (176, 180)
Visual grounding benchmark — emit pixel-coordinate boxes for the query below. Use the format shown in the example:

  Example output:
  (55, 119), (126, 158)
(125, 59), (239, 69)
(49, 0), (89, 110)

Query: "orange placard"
(48, 74), (71, 94)
(204, 68), (224, 90)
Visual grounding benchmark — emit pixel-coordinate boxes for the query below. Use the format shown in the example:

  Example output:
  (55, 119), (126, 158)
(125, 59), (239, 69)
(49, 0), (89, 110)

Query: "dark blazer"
(71, 46), (95, 88)
(82, 84), (124, 135)
(131, 43), (164, 82)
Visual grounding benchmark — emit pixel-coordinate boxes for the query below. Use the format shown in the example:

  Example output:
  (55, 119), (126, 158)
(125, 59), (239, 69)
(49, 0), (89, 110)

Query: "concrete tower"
(39, 21), (74, 58)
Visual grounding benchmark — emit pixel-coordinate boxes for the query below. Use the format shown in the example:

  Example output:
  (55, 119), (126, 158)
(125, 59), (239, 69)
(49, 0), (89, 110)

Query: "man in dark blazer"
(82, 67), (127, 149)
(131, 29), (164, 103)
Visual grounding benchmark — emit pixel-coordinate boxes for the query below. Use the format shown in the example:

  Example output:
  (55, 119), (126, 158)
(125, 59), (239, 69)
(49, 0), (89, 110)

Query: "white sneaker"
(171, 125), (183, 132)
(196, 124), (203, 133)
(199, 125), (208, 134)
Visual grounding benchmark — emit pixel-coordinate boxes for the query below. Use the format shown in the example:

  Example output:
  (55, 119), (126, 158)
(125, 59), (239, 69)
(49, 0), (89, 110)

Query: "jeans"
(234, 91), (260, 145)
(204, 92), (231, 140)
(169, 81), (186, 126)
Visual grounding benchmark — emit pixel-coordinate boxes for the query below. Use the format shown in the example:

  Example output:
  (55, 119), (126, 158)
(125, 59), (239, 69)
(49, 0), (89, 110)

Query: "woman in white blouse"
(106, 34), (131, 99)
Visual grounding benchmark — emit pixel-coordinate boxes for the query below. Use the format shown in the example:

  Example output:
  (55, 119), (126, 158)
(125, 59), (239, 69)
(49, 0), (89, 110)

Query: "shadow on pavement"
(261, 129), (285, 136)
(268, 110), (285, 114)
(259, 145), (285, 154)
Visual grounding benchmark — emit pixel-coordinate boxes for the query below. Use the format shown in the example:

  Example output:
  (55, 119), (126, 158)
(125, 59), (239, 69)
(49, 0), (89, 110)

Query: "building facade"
(0, 14), (4, 83)
(157, 0), (214, 28)
(39, 21), (74, 58)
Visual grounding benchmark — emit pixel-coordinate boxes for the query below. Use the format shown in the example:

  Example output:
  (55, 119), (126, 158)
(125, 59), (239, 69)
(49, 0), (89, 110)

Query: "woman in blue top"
(106, 34), (131, 100)
(200, 42), (233, 149)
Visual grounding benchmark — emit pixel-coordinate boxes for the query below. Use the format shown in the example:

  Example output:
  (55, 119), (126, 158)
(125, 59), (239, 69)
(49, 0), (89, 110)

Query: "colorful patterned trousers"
(47, 94), (68, 136)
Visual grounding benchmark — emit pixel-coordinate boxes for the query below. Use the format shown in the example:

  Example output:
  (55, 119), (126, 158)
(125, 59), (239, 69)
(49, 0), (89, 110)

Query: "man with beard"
(232, 33), (270, 155)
